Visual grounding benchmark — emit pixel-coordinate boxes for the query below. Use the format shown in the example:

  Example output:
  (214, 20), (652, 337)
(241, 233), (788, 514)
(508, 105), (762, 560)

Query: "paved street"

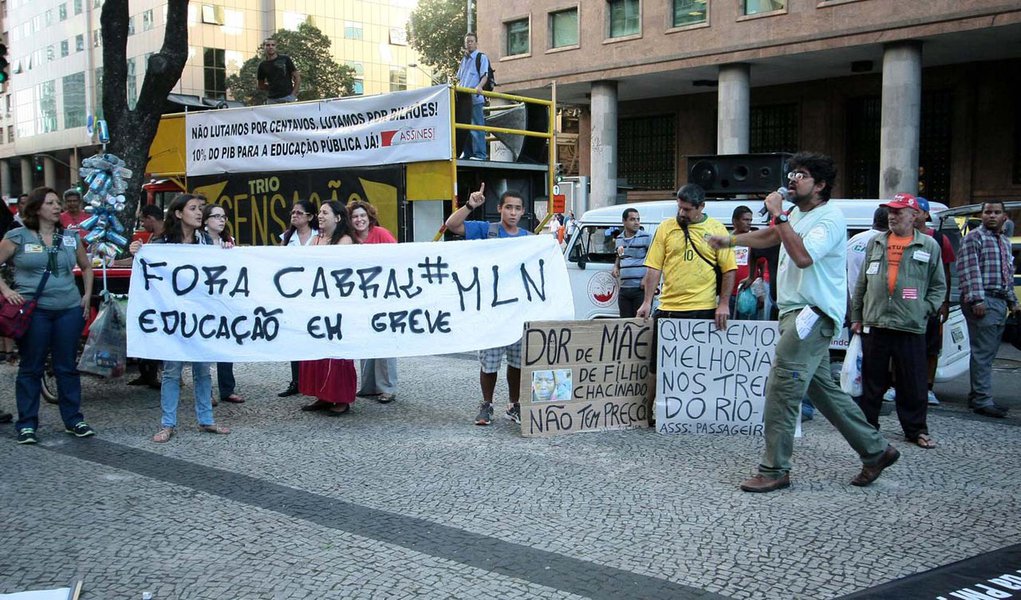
(1, 345), (1019, 599)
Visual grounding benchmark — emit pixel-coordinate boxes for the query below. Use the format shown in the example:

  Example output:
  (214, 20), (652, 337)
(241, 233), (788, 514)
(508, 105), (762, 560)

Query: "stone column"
(879, 41), (922, 198)
(717, 63), (750, 154)
(0, 160), (11, 199)
(589, 80), (618, 210)
(20, 157), (33, 194)
(43, 156), (57, 190)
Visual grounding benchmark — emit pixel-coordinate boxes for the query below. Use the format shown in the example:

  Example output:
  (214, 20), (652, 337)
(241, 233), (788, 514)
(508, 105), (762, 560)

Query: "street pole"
(467, 0), (473, 34)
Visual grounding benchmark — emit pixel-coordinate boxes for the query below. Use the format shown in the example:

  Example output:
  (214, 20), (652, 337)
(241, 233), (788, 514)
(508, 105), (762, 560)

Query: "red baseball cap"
(881, 193), (920, 211)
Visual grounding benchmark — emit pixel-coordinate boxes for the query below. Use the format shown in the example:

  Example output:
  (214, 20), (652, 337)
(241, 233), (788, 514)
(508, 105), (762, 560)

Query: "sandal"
(326, 404), (351, 416)
(913, 433), (936, 449)
(152, 427), (175, 443)
(198, 424), (231, 434)
(222, 394), (245, 404)
(376, 393), (396, 404)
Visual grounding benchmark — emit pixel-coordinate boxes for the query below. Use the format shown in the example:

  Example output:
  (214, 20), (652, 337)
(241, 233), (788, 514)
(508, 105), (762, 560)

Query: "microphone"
(759, 187), (790, 216)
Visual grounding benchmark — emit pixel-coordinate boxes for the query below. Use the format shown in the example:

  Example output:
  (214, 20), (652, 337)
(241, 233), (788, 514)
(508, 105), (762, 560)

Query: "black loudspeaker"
(485, 103), (549, 164)
(687, 153), (791, 195)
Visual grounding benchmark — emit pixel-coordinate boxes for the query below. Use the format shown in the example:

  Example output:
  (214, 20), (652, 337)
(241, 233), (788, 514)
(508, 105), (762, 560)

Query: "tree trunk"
(101, 0), (190, 225)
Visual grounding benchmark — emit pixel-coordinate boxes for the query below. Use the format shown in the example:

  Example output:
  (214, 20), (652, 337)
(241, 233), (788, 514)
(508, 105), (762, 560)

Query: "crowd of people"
(2, 151), (1016, 496)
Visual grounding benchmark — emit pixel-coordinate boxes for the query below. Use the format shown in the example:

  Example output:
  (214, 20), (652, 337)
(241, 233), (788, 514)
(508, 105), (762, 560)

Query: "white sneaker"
(883, 388), (896, 402)
(927, 390), (939, 405)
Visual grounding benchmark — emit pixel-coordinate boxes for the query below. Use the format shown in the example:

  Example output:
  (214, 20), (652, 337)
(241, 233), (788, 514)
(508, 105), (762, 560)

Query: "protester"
(119, 204), (164, 389)
(915, 197), (955, 406)
(444, 183), (532, 425)
(298, 200), (358, 416)
(709, 152), (899, 492)
(956, 201), (1017, 419)
(129, 194), (230, 443)
(278, 199), (318, 398)
(611, 208), (650, 318)
(203, 204), (244, 405)
(257, 37), (300, 104)
(730, 205), (760, 318)
(851, 193), (946, 449)
(454, 32), (490, 160)
(637, 183), (737, 425)
(0, 187), (95, 444)
(349, 200), (399, 403)
(59, 188), (87, 237)
(0, 202), (17, 376)
(13, 193), (28, 227)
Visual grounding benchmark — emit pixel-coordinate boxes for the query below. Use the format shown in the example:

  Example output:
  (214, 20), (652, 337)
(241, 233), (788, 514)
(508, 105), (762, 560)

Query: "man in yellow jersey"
(637, 183), (737, 422)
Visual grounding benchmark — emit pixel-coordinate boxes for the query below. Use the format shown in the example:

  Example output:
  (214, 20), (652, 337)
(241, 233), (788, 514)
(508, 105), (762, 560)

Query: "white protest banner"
(185, 85), (452, 176)
(520, 319), (652, 437)
(126, 237), (572, 362)
(656, 319), (800, 437)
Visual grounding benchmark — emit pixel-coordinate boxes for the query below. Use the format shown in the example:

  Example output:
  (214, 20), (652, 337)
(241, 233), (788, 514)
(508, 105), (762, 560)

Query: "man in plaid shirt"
(955, 201), (1018, 418)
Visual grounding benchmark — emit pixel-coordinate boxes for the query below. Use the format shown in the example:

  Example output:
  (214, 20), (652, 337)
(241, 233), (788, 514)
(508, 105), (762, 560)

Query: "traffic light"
(32, 156), (44, 173)
(0, 43), (9, 84)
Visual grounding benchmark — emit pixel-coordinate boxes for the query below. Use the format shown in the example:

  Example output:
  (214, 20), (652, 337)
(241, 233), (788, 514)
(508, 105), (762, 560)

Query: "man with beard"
(709, 152), (899, 492)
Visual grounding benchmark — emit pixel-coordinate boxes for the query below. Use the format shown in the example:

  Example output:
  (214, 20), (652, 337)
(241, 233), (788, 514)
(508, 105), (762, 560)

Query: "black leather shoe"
(974, 404), (1009, 419)
(278, 382), (299, 397)
(851, 444), (900, 487)
(0, 411), (12, 424)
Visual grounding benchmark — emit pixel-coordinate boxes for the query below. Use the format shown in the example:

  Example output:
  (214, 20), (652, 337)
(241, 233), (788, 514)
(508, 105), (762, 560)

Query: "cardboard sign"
(656, 319), (794, 437)
(520, 318), (652, 437)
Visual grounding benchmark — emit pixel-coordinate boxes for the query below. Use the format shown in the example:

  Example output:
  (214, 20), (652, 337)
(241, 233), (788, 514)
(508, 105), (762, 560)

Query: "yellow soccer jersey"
(644, 216), (737, 311)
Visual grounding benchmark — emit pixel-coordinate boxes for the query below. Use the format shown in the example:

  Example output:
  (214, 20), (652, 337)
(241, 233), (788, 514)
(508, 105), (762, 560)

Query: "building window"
(126, 57), (137, 109)
(92, 30), (101, 48)
(7, 126), (14, 144)
(142, 9), (154, 31)
(128, 16), (135, 35)
(749, 103), (799, 153)
(845, 96), (881, 199)
(389, 27), (407, 46)
(549, 8), (578, 49)
(73, 0), (82, 15)
(58, 3), (67, 20)
(60, 40), (69, 57)
(344, 21), (363, 40)
(45, 9), (54, 26)
(919, 89), (952, 203)
(62, 72), (86, 129)
(672, 0), (707, 27)
(389, 66), (407, 92)
(203, 47), (226, 100)
(201, 5), (224, 25)
(75, 34), (84, 52)
(348, 62), (364, 96)
(619, 115), (675, 190)
(743, 0), (785, 15)
(94, 67), (103, 119)
(39, 80), (58, 134)
(505, 18), (529, 56)
(607, 0), (640, 38)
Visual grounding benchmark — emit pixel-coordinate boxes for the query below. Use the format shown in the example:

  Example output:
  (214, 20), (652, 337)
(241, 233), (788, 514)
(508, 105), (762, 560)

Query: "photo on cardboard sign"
(532, 369), (572, 403)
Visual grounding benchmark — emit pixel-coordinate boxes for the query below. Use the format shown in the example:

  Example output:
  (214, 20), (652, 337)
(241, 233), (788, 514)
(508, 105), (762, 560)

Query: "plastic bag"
(840, 333), (863, 397)
(736, 287), (758, 319)
(77, 296), (127, 378)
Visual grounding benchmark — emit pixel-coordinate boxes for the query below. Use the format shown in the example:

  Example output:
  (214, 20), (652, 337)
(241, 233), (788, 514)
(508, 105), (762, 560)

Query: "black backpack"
(475, 53), (496, 92)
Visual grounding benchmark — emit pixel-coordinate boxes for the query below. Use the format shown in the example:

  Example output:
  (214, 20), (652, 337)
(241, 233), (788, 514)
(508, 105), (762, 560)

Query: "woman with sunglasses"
(298, 200), (358, 416)
(129, 193), (230, 443)
(203, 204), (245, 405)
(348, 200), (398, 403)
(277, 199), (318, 397)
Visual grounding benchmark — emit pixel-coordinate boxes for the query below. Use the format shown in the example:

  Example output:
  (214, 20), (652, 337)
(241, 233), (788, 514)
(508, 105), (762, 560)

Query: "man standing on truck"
(60, 188), (88, 237)
(455, 32), (490, 160)
(708, 152), (899, 493)
(257, 37), (300, 105)
(444, 184), (531, 426)
(611, 208), (650, 318)
(956, 201), (1017, 419)
(636, 183), (737, 424)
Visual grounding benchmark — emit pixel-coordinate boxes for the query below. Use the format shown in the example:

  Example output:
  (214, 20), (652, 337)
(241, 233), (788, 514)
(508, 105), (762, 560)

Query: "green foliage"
(407, 0), (467, 83)
(226, 22), (355, 105)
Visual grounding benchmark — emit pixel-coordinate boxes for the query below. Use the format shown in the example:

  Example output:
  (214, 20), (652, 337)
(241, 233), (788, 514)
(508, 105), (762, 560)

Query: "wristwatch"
(772, 213), (790, 226)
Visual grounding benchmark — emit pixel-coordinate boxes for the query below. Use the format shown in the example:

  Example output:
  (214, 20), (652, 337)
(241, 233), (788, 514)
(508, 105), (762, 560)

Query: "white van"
(563, 198), (970, 383)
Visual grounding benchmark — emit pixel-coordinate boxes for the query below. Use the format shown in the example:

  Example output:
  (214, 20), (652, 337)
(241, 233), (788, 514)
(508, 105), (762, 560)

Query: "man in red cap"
(850, 193), (946, 449)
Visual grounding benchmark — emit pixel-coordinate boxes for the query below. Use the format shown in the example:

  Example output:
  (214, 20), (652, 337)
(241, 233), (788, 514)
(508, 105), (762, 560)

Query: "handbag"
(0, 271), (51, 339)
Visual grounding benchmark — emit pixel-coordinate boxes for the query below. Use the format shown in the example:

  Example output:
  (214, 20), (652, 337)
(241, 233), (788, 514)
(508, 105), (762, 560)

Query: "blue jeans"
(471, 102), (487, 159)
(15, 307), (86, 431)
(160, 361), (213, 428)
(963, 297), (1007, 409)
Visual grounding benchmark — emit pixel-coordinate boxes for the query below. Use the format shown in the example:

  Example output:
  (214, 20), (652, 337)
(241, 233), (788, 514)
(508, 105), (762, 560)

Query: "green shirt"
(4, 226), (82, 310)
